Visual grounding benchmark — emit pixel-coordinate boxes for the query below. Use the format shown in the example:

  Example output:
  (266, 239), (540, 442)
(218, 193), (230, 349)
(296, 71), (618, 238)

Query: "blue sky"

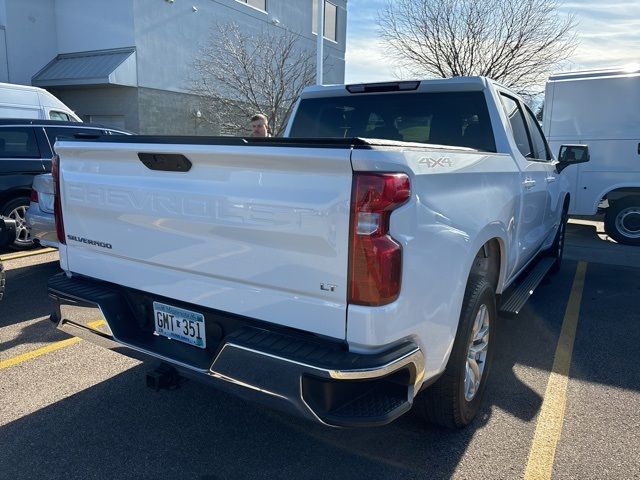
(345, 0), (640, 83)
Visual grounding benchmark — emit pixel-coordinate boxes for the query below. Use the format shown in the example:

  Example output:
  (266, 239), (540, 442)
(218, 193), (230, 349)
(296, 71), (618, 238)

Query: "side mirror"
(557, 144), (590, 173)
(0, 217), (17, 248)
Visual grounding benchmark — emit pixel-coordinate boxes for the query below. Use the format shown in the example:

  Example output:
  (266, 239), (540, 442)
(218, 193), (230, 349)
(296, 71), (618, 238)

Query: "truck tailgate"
(55, 140), (353, 339)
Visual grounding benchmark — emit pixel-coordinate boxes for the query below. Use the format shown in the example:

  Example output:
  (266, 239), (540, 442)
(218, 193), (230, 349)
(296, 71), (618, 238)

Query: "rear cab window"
(289, 91), (497, 152)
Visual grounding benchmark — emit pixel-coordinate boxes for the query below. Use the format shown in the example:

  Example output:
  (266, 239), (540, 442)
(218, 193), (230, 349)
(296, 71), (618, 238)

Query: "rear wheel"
(604, 197), (640, 246)
(1, 197), (33, 249)
(414, 275), (496, 428)
(0, 261), (5, 301)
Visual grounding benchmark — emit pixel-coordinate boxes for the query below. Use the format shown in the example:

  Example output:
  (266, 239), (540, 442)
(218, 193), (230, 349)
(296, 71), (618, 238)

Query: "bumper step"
(325, 385), (411, 425)
(226, 325), (419, 374)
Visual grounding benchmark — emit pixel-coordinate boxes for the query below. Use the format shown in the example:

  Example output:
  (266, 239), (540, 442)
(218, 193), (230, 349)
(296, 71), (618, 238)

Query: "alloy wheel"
(8, 205), (32, 243)
(464, 304), (490, 401)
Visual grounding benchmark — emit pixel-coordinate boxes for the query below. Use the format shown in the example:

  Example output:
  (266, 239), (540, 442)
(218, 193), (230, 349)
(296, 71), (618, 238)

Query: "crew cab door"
(521, 104), (560, 234)
(499, 94), (553, 272)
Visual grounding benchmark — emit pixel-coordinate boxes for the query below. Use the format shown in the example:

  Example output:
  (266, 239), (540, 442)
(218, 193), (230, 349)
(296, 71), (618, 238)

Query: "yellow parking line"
(0, 319), (107, 370)
(0, 337), (81, 370)
(87, 320), (106, 329)
(524, 261), (588, 480)
(0, 247), (57, 261)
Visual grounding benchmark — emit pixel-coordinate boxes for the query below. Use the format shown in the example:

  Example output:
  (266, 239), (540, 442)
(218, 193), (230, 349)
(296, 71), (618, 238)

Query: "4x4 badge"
(420, 157), (453, 168)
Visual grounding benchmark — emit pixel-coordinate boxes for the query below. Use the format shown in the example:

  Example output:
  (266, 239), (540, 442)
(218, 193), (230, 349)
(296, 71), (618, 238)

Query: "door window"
(523, 106), (551, 161)
(49, 110), (71, 121)
(0, 127), (40, 158)
(499, 94), (532, 158)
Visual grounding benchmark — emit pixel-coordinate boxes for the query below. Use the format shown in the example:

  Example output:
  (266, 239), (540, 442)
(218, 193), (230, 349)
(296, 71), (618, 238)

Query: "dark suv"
(0, 119), (129, 249)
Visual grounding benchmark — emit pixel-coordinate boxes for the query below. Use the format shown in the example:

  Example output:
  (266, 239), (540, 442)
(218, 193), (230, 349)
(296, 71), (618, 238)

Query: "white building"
(0, 0), (347, 133)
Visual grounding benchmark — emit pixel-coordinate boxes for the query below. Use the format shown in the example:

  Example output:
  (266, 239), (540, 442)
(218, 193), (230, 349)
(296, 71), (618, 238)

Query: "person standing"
(250, 114), (270, 137)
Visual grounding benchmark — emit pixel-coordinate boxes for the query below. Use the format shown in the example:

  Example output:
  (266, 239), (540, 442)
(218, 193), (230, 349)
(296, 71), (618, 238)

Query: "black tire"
(1, 197), (33, 249)
(414, 275), (496, 428)
(0, 261), (5, 301)
(604, 197), (640, 246)
(549, 206), (568, 273)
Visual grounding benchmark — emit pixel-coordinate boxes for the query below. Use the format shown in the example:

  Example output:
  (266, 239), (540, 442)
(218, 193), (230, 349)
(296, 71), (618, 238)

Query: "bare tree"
(192, 23), (316, 136)
(377, 0), (577, 93)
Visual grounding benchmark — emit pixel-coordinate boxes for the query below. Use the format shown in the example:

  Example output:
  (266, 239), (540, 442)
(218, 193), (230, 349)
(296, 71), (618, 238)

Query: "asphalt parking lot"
(1, 220), (639, 480)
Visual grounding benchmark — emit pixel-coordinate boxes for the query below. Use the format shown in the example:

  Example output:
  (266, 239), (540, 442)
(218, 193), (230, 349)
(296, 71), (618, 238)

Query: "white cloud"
(560, 1), (640, 71)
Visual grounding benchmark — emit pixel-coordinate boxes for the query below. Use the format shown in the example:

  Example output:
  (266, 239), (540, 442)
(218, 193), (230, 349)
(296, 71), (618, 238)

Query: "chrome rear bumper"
(49, 273), (425, 427)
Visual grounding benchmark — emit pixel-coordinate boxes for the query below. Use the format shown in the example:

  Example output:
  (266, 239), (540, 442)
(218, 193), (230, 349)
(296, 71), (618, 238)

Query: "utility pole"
(316, 0), (324, 85)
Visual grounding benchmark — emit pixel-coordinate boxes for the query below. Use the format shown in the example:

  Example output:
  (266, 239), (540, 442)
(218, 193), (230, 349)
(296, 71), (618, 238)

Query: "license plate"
(153, 301), (206, 349)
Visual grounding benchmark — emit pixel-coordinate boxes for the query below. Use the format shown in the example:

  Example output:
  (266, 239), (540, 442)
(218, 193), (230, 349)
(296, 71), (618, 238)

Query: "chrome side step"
(499, 257), (555, 315)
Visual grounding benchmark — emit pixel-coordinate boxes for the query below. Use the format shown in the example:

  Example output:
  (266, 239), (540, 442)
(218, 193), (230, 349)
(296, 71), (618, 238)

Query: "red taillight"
(30, 189), (38, 203)
(348, 172), (410, 306)
(52, 155), (66, 244)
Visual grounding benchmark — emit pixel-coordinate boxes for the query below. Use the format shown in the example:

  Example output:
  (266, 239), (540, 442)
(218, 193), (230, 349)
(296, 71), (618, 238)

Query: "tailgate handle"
(138, 153), (192, 172)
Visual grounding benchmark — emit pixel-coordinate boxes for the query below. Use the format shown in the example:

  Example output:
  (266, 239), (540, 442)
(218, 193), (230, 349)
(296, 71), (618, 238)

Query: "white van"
(543, 66), (640, 245)
(0, 82), (81, 122)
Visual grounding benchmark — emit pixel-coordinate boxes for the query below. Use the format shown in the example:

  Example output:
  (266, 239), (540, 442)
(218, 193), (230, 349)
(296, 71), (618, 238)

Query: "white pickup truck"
(47, 77), (588, 428)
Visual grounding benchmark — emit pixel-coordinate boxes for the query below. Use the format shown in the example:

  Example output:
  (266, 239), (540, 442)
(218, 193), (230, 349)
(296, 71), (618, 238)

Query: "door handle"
(522, 178), (536, 189)
(545, 176), (557, 183)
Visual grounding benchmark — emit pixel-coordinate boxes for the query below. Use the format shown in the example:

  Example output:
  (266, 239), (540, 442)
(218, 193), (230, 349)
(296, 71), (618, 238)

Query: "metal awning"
(32, 47), (137, 88)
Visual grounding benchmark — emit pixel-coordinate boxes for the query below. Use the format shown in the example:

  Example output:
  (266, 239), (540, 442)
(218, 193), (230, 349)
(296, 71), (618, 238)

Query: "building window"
(237, 0), (266, 11)
(312, 0), (337, 42)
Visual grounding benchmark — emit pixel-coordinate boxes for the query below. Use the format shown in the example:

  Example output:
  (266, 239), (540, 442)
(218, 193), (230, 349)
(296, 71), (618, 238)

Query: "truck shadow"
(0, 361), (488, 480)
(1, 259), (637, 479)
(566, 220), (611, 247)
(0, 268), (574, 480)
(565, 220), (640, 268)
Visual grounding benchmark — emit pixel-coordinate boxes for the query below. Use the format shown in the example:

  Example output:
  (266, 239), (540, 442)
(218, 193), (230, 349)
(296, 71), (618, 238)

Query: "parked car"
(543, 66), (640, 245)
(0, 82), (81, 122)
(26, 173), (56, 247)
(0, 119), (129, 249)
(49, 77), (588, 429)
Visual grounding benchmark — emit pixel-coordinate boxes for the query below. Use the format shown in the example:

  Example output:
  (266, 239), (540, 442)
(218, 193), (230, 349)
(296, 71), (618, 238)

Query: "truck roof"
(548, 64), (640, 81)
(301, 76), (494, 99)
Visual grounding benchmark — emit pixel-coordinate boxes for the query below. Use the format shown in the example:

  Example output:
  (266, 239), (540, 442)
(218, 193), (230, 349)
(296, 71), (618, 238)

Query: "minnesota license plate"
(153, 301), (206, 349)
